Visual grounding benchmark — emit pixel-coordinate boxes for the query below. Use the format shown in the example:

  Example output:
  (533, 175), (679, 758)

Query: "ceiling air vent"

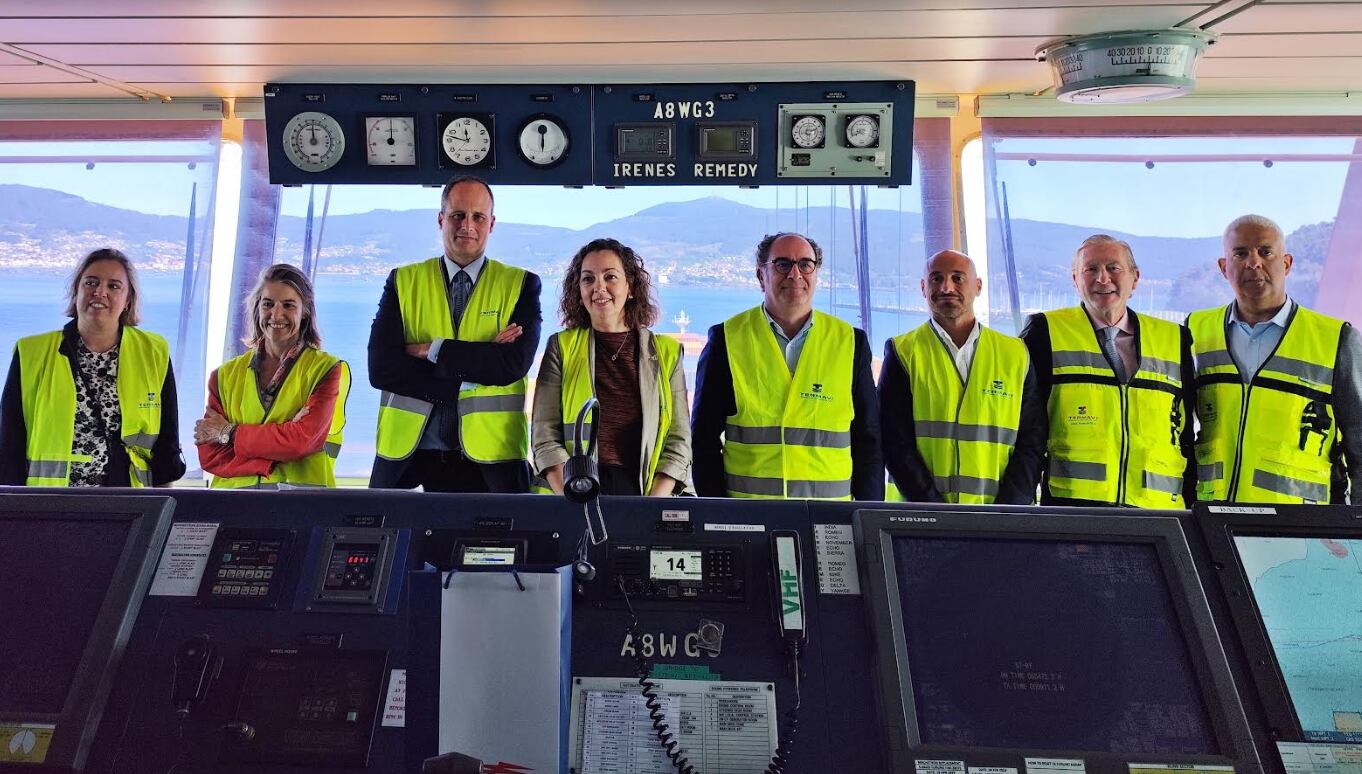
(1035, 29), (1217, 104)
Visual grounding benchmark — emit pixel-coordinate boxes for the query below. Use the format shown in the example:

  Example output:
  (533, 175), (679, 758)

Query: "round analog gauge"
(365, 116), (417, 166)
(282, 111), (345, 172)
(790, 115), (825, 149)
(441, 116), (493, 167)
(845, 115), (880, 149)
(517, 116), (570, 168)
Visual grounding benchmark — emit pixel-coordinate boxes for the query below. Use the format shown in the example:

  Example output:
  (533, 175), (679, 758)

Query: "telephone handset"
(172, 634), (222, 715)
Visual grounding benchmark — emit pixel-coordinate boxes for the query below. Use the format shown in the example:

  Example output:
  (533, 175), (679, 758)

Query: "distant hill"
(0, 183), (1327, 311)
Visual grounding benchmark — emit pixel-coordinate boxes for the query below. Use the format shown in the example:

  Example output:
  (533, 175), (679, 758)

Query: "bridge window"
(977, 116), (1362, 333)
(0, 121), (224, 481)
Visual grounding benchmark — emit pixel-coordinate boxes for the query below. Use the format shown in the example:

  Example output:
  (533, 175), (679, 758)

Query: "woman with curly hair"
(531, 238), (691, 496)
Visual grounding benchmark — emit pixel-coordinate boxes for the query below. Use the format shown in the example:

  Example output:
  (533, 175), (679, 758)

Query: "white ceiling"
(1, 0), (1360, 102)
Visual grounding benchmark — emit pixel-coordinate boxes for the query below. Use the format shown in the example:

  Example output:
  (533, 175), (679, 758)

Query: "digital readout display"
(461, 545), (518, 566)
(649, 549), (703, 581)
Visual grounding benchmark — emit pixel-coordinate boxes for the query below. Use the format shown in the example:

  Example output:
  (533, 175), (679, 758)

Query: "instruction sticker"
(149, 522), (220, 596)
(916, 760), (966, 774)
(381, 669), (406, 727)
(813, 523), (860, 595)
(1026, 758), (1086, 774)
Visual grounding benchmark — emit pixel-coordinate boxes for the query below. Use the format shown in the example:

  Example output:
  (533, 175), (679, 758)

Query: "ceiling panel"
(1212, 33), (1362, 57)
(29, 39), (1046, 66)
(0, 0), (1203, 17)
(0, 66), (92, 84)
(0, 8), (1200, 44)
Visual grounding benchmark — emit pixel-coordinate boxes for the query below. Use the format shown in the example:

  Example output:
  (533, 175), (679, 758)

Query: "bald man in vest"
(692, 232), (883, 500)
(879, 250), (1046, 503)
(1189, 214), (1362, 504)
(367, 176), (542, 492)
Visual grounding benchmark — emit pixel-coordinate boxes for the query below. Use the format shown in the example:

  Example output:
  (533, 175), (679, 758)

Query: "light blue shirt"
(762, 305), (813, 374)
(1227, 297), (1294, 379)
(421, 253), (487, 450)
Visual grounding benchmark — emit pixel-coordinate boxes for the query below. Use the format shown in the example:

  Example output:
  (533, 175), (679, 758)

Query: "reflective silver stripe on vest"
(1196, 349), (1235, 370)
(787, 479), (852, 499)
(460, 394), (525, 413)
(726, 425), (850, 448)
(1049, 458), (1107, 481)
(1198, 462), (1224, 481)
(562, 423), (595, 444)
(381, 390), (432, 414)
(324, 442), (342, 459)
(132, 467), (152, 486)
(27, 459), (69, 480)
(911, 421), (1016, 445)
(1139, 357), (1181, 381)
(726, 425), (783, 444)
(123, 432), (158, 450)
(1052, 351), (1110, 370)
(1262, 355), (1334, 386)
(1142, 471), (1182, 495)
(726, 473), (786, 496)
(1252, 469), (1328, 503)
(783, 427), (851, 449)
(933, 475), (999, 498)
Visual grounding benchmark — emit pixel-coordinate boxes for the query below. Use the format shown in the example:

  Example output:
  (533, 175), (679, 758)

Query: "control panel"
(608, 542), (748, 603)
(304, 526), (405, 613)
(263, 80), (915, 186)
(199, 528), (292, 609)
(226, 648), (388, 768)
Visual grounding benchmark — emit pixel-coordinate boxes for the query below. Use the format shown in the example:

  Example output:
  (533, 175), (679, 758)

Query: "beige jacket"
(531, 327), (692, 493)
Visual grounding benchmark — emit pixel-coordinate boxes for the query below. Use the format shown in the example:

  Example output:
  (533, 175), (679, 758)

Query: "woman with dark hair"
(0, 247), (185, 486)
(195, 263), (350, 488)
(532, 238), (691, 496)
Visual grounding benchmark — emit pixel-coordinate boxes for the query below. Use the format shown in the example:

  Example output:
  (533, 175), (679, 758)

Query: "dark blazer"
(366, 259), (542, 492)
(877, 333), (1048, 504)
(1019, 309), (1196, 507)
(691, 319), (884, 500)
(0, 320), (186, 486)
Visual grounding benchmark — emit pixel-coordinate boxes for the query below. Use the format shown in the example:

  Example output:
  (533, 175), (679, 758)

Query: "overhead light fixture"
(1035, 29), (1217, 104)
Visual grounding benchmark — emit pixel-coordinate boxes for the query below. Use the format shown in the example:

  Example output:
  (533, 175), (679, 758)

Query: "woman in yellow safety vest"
(531, 238), (691, 496)
(0, 247), (185, 487)
(195, 264), (349, 489)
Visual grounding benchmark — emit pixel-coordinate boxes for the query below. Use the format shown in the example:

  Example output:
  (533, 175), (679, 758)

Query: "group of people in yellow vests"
(3, 174), (1357, 509)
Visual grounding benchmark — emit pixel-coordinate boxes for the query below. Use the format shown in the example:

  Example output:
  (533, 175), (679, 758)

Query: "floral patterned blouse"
(69, 340), (121, 487)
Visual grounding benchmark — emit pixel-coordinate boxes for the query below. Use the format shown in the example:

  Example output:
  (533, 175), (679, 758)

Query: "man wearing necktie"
(1188, 214), (1362, 504)
(1021, 235), (1195, 508)
(367, 176), (542, 492)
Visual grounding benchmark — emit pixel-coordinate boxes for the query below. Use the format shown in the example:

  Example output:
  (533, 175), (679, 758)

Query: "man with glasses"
(1021, 234), (1194, 508)
(367, 175), (542, 493)
(1189, 214), (1362, 504)
(879, 249), (1046, 503)
(692, 232), (883, 500)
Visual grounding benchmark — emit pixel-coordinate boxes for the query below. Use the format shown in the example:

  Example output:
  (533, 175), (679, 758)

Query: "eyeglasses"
(763, 258), (821, 275)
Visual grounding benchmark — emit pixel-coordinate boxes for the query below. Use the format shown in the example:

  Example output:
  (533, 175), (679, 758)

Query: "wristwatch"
(217, 423), (235, 446)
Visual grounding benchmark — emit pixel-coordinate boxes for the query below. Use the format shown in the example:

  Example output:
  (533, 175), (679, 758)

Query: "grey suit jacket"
(531, 327), (692, 493)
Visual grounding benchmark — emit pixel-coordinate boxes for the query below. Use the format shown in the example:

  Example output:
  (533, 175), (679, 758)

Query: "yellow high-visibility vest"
(1043, 306), (1188, 507)
(1190, 303), (1344, 504)
(375, 257), (528, 463)
(211, 347), (349, 489)
(723, 306), (855, 500)
(889, 322), (1027, 504)
(553, 326), (682, 492)
(17, 326), (168, 487)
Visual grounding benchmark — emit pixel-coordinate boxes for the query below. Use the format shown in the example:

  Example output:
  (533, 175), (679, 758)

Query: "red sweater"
(196, 365), (342, 478)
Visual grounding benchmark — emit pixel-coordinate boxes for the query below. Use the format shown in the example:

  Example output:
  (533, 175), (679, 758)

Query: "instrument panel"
(263, 80), (915, 186)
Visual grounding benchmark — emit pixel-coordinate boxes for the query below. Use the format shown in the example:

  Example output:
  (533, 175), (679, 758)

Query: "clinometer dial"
(790, 115), (826, 149)
(365, 116), (417, 166)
